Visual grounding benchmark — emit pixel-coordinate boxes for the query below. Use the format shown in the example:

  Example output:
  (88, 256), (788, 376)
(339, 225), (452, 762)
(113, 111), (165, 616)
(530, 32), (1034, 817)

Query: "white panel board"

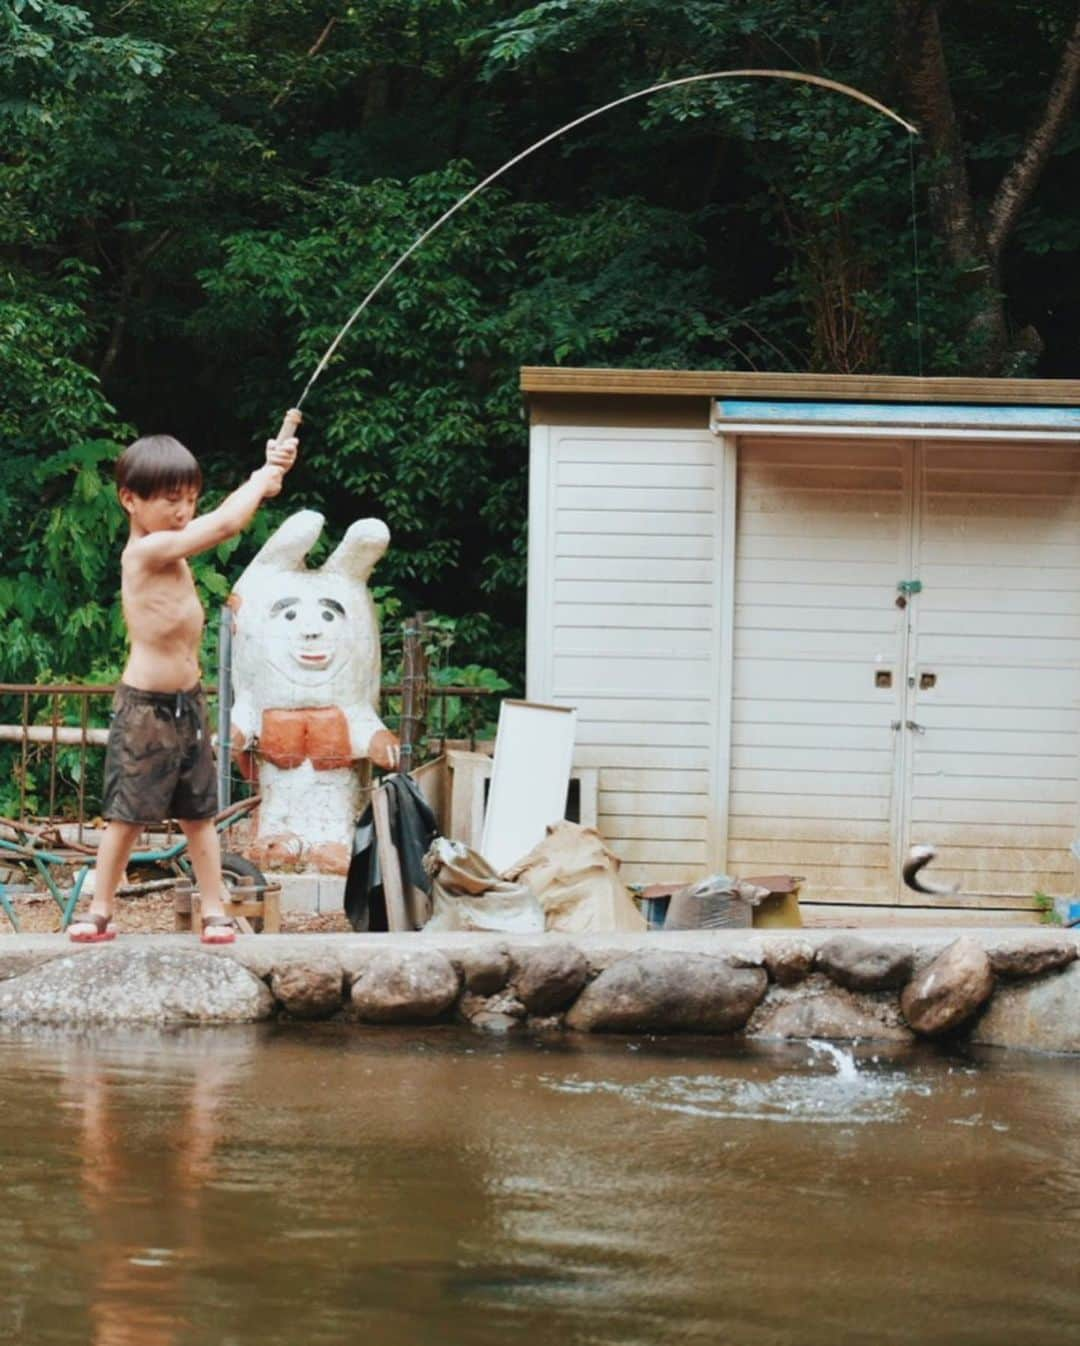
(480, 700), (577, 874)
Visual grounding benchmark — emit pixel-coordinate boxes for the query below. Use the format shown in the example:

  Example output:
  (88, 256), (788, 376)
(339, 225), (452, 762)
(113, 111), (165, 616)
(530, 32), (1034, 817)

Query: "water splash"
(805, 1038), (861, 1082)
(541, 1048), (932, 1126)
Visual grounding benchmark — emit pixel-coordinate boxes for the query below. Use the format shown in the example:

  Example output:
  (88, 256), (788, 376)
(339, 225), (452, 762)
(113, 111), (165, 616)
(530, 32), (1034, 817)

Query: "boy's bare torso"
(115, 438), (295, 695)
(121, 549), (205, 691)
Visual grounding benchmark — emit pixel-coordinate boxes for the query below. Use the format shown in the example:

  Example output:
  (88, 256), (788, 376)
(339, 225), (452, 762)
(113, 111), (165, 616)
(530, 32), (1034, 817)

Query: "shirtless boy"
(68, 424), (299, 945)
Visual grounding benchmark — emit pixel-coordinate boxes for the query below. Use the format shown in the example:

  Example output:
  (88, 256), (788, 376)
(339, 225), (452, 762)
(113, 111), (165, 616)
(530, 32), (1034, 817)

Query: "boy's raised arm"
(128, 460), (289, 567)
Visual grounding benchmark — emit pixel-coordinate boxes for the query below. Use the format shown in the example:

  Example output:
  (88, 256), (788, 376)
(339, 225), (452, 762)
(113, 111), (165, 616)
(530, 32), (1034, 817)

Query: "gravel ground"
(0, 891), (351, 935)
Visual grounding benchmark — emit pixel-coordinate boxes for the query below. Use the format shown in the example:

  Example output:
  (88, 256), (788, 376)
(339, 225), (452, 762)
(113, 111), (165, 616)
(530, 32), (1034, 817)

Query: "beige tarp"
(423, 838), (545, 933)
(502, 820), (646, 934)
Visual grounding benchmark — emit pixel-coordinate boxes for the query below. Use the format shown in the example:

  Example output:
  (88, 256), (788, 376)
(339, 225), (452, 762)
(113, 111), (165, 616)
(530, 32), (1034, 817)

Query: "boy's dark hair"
(115, 435), (203, 499)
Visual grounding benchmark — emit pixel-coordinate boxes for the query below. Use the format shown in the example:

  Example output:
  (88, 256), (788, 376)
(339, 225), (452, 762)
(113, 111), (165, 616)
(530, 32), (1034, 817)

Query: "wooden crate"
(173, 879), (281, 934)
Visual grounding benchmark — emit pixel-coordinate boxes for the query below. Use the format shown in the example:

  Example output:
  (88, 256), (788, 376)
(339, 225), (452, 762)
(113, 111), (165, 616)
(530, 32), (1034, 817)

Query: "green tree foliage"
(3, 0), (1079, 690)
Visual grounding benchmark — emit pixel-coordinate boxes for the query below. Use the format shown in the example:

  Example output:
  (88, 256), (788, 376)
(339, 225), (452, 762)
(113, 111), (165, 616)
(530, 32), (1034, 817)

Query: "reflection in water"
(0, 1027), (1077, 1346)
(69, 1042), (232, 1345)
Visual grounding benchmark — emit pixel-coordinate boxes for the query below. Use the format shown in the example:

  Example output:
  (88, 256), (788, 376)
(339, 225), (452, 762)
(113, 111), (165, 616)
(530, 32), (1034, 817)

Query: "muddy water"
(0, 1027), (1076, 1346)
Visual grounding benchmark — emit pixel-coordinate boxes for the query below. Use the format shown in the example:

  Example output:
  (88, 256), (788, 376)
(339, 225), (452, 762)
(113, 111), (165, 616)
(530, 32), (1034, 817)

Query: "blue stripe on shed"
(714, 400), (1080, 429)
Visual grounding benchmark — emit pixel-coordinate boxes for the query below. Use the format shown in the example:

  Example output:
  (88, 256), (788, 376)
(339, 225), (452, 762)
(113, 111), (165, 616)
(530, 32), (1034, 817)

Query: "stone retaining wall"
(0, 929), (1076, 1054)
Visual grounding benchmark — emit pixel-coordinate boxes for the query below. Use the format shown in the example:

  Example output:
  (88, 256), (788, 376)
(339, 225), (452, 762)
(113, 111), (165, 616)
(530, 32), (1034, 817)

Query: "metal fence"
(0, 678), (493, 833)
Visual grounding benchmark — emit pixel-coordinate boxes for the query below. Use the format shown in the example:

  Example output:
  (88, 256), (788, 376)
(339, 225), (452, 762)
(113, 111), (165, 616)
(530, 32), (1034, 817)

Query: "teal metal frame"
(0, 883), (18, 932)
(0, 797), (259, 931)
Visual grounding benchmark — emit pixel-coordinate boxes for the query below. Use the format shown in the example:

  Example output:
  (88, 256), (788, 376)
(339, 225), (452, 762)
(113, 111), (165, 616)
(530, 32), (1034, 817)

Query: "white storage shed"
(523, 367), (1080, 924)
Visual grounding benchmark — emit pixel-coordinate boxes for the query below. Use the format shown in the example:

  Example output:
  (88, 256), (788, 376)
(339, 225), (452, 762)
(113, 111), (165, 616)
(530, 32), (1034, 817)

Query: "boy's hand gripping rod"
(274, 407), (302, 445)
(271, 407), (303, 454)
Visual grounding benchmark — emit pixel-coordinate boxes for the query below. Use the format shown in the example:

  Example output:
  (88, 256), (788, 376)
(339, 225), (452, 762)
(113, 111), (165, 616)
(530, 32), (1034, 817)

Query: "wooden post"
(371, 783), (409, 931)
(216, 605), (233, 814)
(260, 884), (281, 934)
(399, 613), (429, 776)
(174, 878), (194, 932)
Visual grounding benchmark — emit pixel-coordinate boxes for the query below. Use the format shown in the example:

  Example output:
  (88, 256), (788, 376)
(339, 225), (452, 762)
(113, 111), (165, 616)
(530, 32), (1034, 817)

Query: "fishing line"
(291, 68), (919, 410)
(908, 134), (925, 378)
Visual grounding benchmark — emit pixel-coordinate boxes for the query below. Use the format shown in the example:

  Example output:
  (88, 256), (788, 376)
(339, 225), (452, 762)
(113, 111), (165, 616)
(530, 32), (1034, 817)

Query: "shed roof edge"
(519, 367), (1080, 406)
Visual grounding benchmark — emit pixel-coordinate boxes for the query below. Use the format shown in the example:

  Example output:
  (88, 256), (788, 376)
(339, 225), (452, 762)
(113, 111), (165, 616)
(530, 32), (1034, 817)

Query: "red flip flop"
(68, 912), (117, 944)
(200, 915), (237, 946)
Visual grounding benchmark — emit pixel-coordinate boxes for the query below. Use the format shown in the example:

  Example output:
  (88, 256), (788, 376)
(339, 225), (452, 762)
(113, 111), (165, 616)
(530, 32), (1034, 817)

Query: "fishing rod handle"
(274, 408), (302, 446)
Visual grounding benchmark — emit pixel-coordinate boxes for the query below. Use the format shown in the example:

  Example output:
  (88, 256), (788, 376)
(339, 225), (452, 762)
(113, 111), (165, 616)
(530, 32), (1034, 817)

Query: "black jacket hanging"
(344, 773), (439, 932)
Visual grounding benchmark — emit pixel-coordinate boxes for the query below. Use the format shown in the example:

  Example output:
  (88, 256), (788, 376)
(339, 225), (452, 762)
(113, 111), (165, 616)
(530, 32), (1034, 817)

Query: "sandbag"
(503, 820), (646, 934)
(422, 838), (544, 933)
(663, 874), (772, 931)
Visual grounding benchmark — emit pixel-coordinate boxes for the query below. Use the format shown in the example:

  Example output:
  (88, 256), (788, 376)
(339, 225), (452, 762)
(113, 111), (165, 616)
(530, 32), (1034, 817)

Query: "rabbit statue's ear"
(322, 518), (390, 584)
(235, 511), (325, 592)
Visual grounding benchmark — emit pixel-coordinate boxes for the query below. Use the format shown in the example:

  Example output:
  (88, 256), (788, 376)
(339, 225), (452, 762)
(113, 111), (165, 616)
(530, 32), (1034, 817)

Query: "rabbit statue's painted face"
(265, 585), (354, 686)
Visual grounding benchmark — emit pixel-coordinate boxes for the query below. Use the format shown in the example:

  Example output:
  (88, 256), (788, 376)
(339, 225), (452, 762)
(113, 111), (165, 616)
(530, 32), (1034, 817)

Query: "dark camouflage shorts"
(101, 683), (218, 823)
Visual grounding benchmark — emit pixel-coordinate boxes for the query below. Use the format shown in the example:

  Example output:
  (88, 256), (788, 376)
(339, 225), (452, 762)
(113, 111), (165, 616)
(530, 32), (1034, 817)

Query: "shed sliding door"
(728, 434), (1080, 908)
(903, 441), (1080, 901)
(727, 436), (909, 904)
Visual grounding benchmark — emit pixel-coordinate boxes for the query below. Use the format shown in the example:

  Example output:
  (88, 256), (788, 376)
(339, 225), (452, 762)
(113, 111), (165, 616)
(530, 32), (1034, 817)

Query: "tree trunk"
(98, 219), (176, 382)
(985, 6), (1080, 260)
(896, 0), (1080, 374)
(895, 0), (1006, 372)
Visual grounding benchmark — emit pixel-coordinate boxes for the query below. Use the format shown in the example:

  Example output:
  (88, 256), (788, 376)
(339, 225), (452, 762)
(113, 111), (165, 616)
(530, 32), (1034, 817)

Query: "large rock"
(0, 948), (67, 983)
(350, 949), (459, 1022)
(748, 983), (914, 1042)
(816, 937), (913, 992)
(763, 938), (815, 987)
(987, 934), (1078, 980)
(270, 956), (345, 1019)
(970, 960), (1080, 1054)
(512, 942), (588, 1015)
(900, 937), (994, 1037)
(565, 953), (766, 1034)
(0, 947), (273, 1024)
(448, 943), (511, 996)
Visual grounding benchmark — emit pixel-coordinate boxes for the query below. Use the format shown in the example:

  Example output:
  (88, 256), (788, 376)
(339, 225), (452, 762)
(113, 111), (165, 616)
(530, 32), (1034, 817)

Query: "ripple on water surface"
(540, 1039), (940, 1125)
(0, 1026), (1076, 1346)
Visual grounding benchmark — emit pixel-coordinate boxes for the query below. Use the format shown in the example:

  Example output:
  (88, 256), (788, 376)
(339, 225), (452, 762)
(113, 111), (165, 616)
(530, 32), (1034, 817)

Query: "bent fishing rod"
(269, 68), (919, 445)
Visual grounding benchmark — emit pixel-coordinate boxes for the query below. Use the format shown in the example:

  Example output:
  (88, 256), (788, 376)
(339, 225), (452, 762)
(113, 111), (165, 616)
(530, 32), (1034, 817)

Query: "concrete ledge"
(0, 929), (1075, 1052)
